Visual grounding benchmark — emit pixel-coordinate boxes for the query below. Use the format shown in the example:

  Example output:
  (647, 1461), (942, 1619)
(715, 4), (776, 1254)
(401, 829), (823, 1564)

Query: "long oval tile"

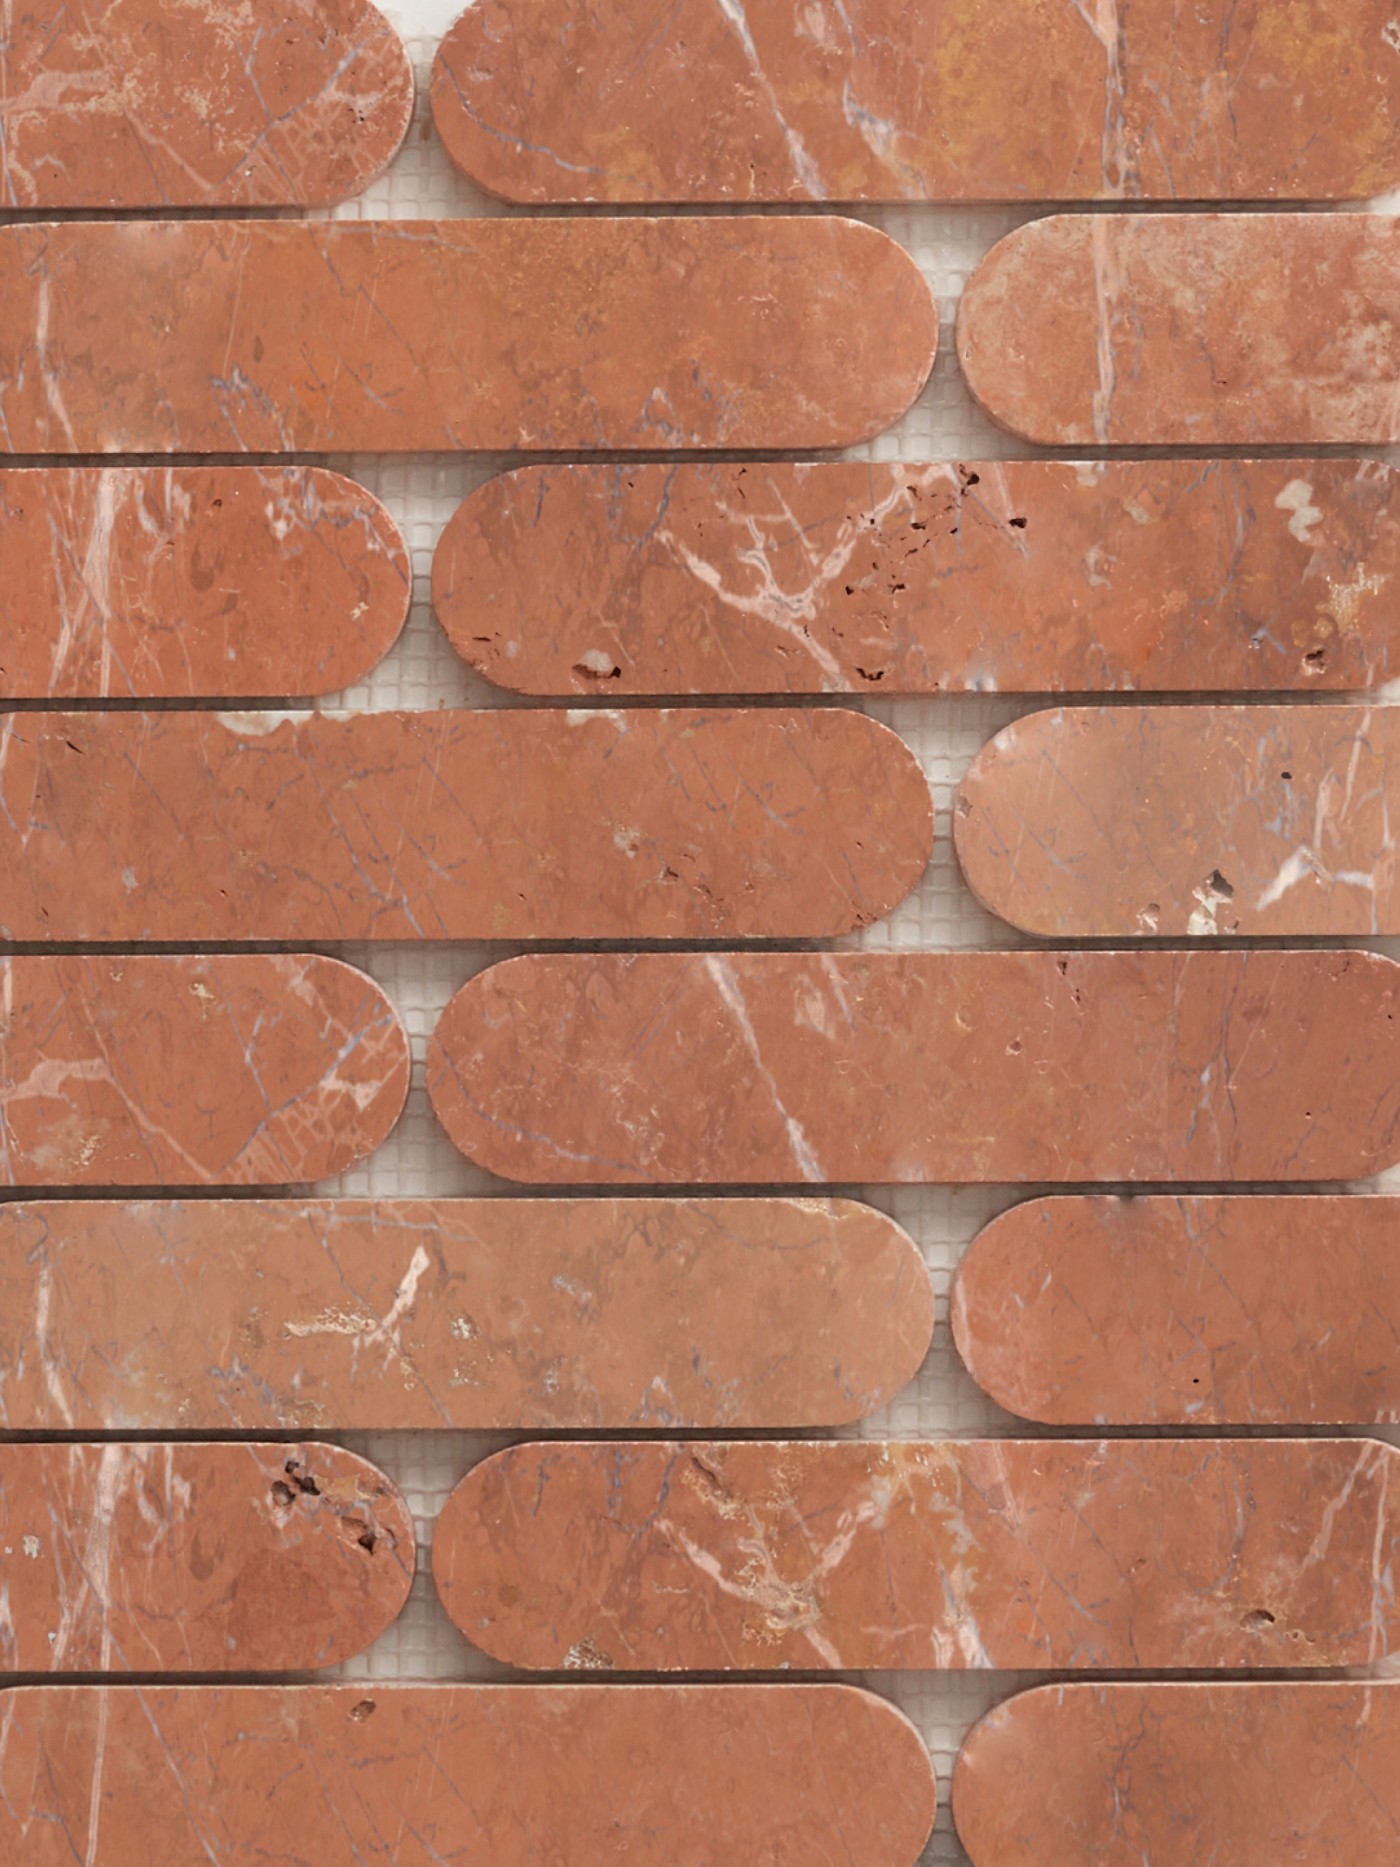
(0, 955), (408, 1187)
(427, 951), (1400, 1184)
(433, 1437), (1400, 1670)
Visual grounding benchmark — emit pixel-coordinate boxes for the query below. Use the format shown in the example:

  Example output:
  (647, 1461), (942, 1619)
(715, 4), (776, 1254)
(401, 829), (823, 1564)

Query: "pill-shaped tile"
(0, 1197), (933, 1431)
(0, 708), (930, 942)
(0, 219), (937, 455)
(430, 0), (1400, 204)
(953, 1195), (1400, 1425)
(428, 950), (1400, 1184)
(433, 1437), (1400, 1670)
(1, 467), (409, 700)
(957, 705), (1400, 937)
(433, 459), (1400, 696)
(0, 955), (408, 1187)
(0, 1442), (411, 1673)
(0, 1683), (936, 1867)
(954, 1682), (1400, 1867)
(960, 214), (1400, 446)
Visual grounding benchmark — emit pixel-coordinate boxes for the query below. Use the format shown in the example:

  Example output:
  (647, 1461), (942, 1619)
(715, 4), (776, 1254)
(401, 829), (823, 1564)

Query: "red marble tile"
(0, 219), (937, 454)
(1, 0), (413, 208)
(0, 1683), (937, 1866)
(427, 951), (1400, 1184)
(0, 1197), (933, 1431)
(953, 1195), (1400, 1425)
(0, 1442), (411, 1673)
(1, 467), (409, 700)
(433, 459), (1400, 696)
(960, 214), (1400, 446)
(433, 1437), (1400, 1670)
(0, 955), (408, 1187)
(957, 704), (1400, 937)
(431, 0), (1400, 204)
(0, 708), (931, 942)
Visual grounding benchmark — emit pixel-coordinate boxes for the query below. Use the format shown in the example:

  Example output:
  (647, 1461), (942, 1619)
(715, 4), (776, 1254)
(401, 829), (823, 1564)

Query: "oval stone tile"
(430, 0), (1400, 204)
(957, 704), (1400, 937)
(427, 951), (1400, 1184)
(954, 1682), (1400, 1866)
(0, 219), (936, 455)
(0, 1442), (412, 1673)
(0, 955), (408, 1187)
(0, 1683), (936, 1867)
(2, 467), (409, 700)
(433, 459), (1400, 696)
(1, 0), (413, 209)
(953, 1196), (1400, 1425)
(0, 1197), (933, 1431)
(0, 708), (931, 942)
(433, 1437), (1400, 1671)
(960, 214), (1400, 446)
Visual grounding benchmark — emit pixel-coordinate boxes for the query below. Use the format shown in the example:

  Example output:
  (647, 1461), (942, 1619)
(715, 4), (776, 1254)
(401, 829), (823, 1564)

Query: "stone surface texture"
(434, 1437), (1400, 1671)
(0, 1683), (937, 1866)
(0, 1442), (412, 1673)
(954, 1682), (1400, 1866)
(0, 0), (413, 208)
(0, 1197), (933, 1431)
(0, 707), (931, 943)
(957, 705), (1400, 937)
(1, 467), (409, 700)
(960, 214), (1400, 445)
(434, 459), (1400, 696)
(428, 951), (1400, 1184)
(430, 0), (1400, 203)
(0, 219), (937, 454)
(0, 955), (408, 1187)
(953, 1195), (1400, 1425)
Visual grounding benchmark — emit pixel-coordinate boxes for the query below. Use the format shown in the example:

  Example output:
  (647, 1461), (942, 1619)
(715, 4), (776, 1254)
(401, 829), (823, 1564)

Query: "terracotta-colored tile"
(953, 1195), (1400, 1425)
(957, 705), (1400, 937)
(0, 220), (936, 454)
(0, 1197), (933, 1431)
(960, 214), (1400, 446)
(0, 1683), (936, 1866)
(1, 0), (412, 208)
(428, 951), (1400, 1184)
(1, 467), (408, 700)
(430, 0), (1400, 203)
(434, 1437), (1400, 1670)
(0, 955), (407, 1187)
(954, 1681), (1400, 1866)
(0, 1443), (411, 1673)
(433, 460), (1400, 696)
(0, 708), (930, 942)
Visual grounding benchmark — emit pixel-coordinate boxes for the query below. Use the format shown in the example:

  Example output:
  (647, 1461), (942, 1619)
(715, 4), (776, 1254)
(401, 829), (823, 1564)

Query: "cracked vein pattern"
(0, 1442), (412, 1673)
(0, 707), (932, 941)
(0, 954), (409, 1187)
(0, 0), (414, 208)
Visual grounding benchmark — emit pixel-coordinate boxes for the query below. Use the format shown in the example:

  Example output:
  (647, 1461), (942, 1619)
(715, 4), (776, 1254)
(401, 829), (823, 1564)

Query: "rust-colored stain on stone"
(957, 705), (1400, 937)
(0, 708), (930, 942)
(960, 214), (1400, 446)
(0, 955), (408, 1187)
(954, 1196), (1400, 1426)
(1, 467), (409, 700)
(954, 1682), (1400, 1866)
(0, 1198), (933, 1432)
(428, 951), (1400, 1185)
(0, 1442), (412, 1673)
(0, 1683), (937, 1866)
(434, 1437), (1400, 1671)
(433, 460), (1400, 696)
(0, 219), (936, 454)
(430, 0), (1400, 204)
